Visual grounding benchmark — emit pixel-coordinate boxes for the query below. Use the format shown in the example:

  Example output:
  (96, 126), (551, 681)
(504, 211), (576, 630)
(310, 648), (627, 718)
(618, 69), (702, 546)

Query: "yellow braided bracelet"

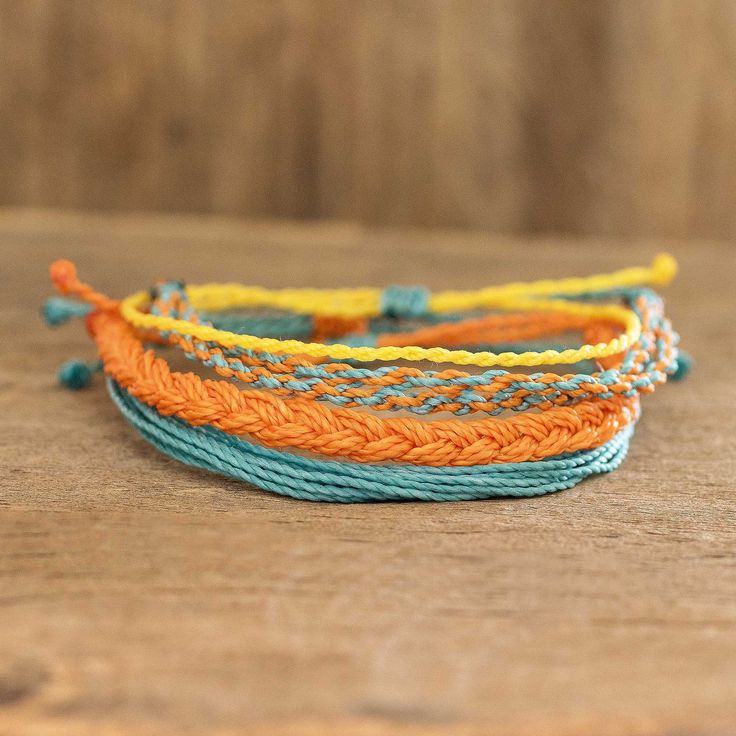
(119, 254), (675, 367)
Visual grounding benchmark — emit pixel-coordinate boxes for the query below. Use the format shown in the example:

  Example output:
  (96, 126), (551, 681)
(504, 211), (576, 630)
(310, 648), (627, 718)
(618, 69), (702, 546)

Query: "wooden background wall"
(1, 0), (735, 240)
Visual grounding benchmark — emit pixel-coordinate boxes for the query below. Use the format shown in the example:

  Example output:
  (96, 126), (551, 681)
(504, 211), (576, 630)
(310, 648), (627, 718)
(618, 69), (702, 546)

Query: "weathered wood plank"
(0, 209), (735, 735)
(0, 2), (735, 239)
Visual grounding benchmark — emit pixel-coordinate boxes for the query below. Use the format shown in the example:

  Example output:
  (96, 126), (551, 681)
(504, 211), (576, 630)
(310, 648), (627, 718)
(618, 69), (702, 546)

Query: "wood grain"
(1, 208), (735, 735)
(1, 1), (735, 239)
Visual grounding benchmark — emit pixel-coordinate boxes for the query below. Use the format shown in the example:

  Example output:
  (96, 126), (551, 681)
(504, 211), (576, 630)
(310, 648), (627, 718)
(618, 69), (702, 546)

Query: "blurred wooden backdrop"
(1, 0), (735, 239)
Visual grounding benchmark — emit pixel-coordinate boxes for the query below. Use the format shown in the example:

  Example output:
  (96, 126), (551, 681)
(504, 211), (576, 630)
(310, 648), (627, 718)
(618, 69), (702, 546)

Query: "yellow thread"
(182, 253), (676, 318)
(120, 293), (641, 367)
(429, 253), (677, 312)
(187, 285), (379, 318)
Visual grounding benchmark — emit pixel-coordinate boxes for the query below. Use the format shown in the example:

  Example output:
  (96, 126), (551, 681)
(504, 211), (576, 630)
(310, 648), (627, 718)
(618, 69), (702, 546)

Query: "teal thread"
(205, 310), (313, 338)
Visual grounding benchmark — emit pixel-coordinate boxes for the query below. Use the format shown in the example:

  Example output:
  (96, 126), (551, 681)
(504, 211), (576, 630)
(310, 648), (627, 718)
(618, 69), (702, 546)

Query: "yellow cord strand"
(183, 253), (677, 318)
(429, 253), (677, 312)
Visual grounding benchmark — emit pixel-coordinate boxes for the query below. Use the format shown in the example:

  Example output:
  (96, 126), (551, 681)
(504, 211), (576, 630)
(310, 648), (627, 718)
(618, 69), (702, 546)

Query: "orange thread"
(311, 314), (369, 342)
(377, 311), (603, 348)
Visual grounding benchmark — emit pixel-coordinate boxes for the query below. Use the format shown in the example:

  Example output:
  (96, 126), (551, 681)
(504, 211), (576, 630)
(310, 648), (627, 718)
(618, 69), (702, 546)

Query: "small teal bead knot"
(58, 359), (100, 390)
(380, 286), (430, 318)
(43, 297), (92, 327)
(672, 350), (693, 381)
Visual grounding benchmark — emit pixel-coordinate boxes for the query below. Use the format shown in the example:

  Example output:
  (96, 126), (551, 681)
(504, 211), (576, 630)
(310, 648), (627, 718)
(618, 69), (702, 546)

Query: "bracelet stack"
(44, 255), (689, 502)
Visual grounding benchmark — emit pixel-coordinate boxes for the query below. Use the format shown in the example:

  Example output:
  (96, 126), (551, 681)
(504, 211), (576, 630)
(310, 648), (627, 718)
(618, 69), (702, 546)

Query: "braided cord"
(121, 289), (641, 367)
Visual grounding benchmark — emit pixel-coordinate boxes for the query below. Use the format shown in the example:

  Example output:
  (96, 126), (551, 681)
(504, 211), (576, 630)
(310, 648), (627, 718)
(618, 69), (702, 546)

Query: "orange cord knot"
(49, 259), (120, 313)
(49, 259), (78, 294)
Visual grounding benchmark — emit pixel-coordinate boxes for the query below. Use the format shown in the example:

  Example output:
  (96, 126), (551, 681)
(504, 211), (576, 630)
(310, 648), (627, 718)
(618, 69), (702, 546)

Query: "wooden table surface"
(1, 210), (735, 736)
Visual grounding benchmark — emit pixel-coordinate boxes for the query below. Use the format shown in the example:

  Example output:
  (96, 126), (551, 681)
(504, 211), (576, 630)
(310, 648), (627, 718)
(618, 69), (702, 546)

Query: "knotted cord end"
(672, 350), (693, 381)
(58, 359), (102, 390)
(651, 253), (678, 286)
(42, 297), (92, 327)
(49, 259), (78, 295)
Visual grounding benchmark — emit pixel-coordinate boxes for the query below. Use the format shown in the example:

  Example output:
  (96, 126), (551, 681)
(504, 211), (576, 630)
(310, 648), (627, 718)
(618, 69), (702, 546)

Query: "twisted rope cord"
(65, 250), (668, 368)
(121, 287), (641, 367)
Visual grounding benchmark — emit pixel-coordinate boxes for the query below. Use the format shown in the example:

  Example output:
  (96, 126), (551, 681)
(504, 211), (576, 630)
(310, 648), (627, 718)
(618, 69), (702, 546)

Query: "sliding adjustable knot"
(380, 285), (430, 318)
(156, 282), (192, 315)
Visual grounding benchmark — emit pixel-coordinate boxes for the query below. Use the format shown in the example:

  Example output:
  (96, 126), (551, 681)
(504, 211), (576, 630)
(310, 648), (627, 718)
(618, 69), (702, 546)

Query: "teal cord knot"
(380, 286), (430, 318)
(672, 350), (693, 381)
(42, 297), (92, 326)
(58, 359), (102, 390)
